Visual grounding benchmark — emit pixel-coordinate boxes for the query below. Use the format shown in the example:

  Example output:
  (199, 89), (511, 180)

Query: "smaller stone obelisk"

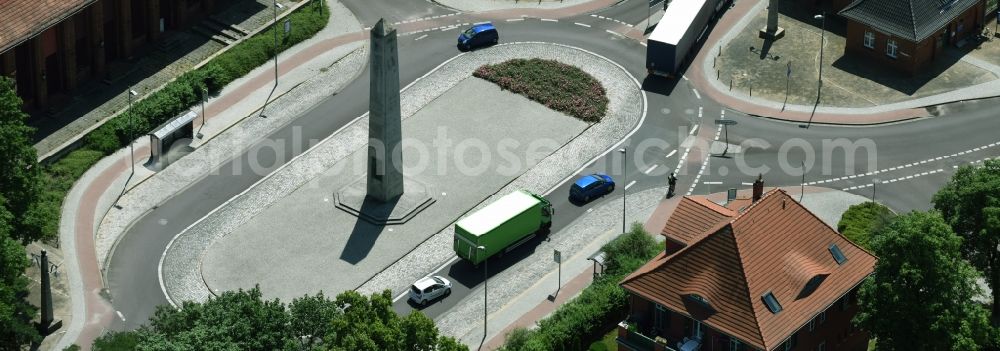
(36, 250), (62, 335)
(759, 0), (785, 39)
(367, 18), (404, 202)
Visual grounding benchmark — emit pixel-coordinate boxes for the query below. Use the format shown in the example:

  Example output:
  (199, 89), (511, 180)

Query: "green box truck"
(454, 190), (554, 265)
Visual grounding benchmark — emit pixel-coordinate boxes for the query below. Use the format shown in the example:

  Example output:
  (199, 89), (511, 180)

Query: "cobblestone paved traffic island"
(161, 42), (645, 305)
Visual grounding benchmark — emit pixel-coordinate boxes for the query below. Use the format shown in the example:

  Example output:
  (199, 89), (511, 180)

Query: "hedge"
(500, 223), (661, 351)
(473, 58), (609, 123)
(837, 201), (894, 251)
(32, 1), (329, 241)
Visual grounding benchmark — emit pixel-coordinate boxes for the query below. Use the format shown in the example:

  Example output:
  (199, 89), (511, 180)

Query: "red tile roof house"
(616, 186), (877, 351)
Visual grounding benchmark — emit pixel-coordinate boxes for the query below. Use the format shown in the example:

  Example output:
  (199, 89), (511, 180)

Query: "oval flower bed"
(473, 58), (608, 123)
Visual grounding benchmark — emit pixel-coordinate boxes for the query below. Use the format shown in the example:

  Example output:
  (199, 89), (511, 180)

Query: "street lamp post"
(259, 1), (282, 118)
(814, 13), (826, 101)
(478, 245), (488, 342)
(619, 147), (627, 233)
(127, 86), (137, 176)
(273, 1), (280, 84)
(198, 87), (207, 138)
(115, 87), (138, 209)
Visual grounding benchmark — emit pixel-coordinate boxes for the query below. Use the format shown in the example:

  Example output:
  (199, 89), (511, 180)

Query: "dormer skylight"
(829, 244), (847, 265)
(762, 291), (782, 314)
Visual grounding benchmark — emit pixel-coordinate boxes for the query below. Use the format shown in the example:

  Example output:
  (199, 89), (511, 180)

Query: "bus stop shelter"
(148, 110), (197, 170)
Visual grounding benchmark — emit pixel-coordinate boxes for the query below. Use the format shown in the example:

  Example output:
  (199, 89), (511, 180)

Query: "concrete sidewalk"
(686, 0), (1000, 125)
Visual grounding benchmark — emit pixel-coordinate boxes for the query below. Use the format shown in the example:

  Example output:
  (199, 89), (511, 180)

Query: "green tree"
(856, 211), (991, 351)
(837, 201), (894, 250)
(0, 195), (41, 349)
(92, 330), (140, 351)
(148, 286), (289, 350)
(0, 76), (42, 243)
(601, 223), (660, 275)
(933, 160), (1000, 325)
(90, 288), (467, 351)
(287, 291), (341, 349)
(325, 290), (465, 351)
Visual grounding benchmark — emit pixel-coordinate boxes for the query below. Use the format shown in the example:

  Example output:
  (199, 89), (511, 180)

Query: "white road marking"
(116, 311), (126, 322)
(575, 22), (591, 28)
(665, 150), (677, 159)
(692, 89), (701, 99)
(507, 18), (524, 22)
(703, 181), (723, 185)
(698, 106), (703, 118)
(474, 21), (490, 25)
(645, 164), (659, 174)
(624, 180), (637, 190)
(682, 75), (690, 81)
(640, 42), (647, 47)
(586, 208), (594, 213)
(606, 29), (623, 37)
(415, 34), (428, 41)
(541, 18), (558, 22)
(742, 182), (753, 186)
(689, 125), (699, 135)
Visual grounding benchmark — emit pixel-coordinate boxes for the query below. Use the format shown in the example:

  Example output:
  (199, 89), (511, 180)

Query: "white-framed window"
(730, 337), (742, 351)
(863, 31), (875, 48)
(819, 311), (827, 324)
(886, 39), (898, 58)
(780, 334), (797, 351)
(818, 340), (826, 351)
(654, 304), (668, 331)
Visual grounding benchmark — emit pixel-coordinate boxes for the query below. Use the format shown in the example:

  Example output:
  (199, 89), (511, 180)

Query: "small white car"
(409, 276), (452, 306)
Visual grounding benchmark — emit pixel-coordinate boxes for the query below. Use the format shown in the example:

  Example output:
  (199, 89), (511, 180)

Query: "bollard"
(717, 70), (720, 79)
(730, 79), (733, 90)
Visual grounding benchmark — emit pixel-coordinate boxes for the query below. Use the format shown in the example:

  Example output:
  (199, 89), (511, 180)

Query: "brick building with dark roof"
(616, 189), (876, 351)
(838, 0), (985, 74)
(0, 0), (219, 110)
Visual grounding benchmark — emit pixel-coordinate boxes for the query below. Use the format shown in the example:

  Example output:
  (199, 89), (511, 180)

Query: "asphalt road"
(105, 0), (1000, 333)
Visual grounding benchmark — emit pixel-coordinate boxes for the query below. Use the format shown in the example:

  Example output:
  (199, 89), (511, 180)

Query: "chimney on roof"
(752, 174), (764, 203)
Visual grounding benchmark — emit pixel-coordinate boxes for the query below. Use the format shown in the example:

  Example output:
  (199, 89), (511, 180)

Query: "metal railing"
(616, 322), (678, 351)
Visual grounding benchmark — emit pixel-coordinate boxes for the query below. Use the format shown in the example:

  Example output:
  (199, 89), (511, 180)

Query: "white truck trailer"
(646, 0), (726, 78)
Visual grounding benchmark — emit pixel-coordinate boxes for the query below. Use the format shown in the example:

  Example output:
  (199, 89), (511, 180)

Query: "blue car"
(458, 23), (499, 50)
(570, 174), (615, 203)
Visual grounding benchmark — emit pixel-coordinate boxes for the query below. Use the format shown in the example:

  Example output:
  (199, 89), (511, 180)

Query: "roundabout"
(69, 0), (1000, 348)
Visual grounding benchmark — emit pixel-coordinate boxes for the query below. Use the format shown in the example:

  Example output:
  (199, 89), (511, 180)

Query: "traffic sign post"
(783, 61), (792, 111)
(714, 119), (738, 156)
(549, 250), (562, 300)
